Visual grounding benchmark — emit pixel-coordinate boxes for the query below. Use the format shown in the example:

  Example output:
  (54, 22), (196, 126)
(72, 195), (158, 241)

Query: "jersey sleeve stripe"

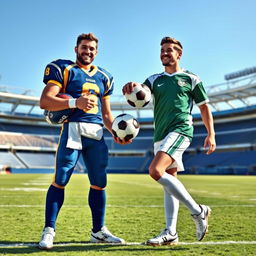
(97, 69), (113, 95)
(48, 63), (63, 80)
(146, 73), (163, 90)
(98, 69), (110, 87)
(47, 80), (62, 88)
(197, 98), (209, 106)
(183, 70), (202, 90)
(63, 64), (75, 93)
(106, 79), (114, 94)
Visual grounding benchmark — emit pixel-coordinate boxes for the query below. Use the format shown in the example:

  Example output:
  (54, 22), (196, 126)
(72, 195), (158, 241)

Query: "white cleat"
(192, 204), (211, 241)
(90, 226), (125, 244)
(146, 229), (179, 246)
(38, 227), (55, 250)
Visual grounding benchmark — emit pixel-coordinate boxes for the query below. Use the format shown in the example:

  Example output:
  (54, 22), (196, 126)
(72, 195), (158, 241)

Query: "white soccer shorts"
(154, 132), (191, 172)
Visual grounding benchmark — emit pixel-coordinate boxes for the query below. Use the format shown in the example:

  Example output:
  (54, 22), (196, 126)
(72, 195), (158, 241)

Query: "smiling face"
(75, 39), (98, 66)
(160, 42), (182, 67)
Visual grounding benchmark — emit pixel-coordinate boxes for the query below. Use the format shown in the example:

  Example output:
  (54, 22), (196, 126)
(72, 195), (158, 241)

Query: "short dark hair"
(160, 37), (183, 51)
(76, 33), (98, 47)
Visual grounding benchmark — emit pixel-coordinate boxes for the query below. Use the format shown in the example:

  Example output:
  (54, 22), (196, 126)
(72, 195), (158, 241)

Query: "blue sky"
(0, 0), (255, 98)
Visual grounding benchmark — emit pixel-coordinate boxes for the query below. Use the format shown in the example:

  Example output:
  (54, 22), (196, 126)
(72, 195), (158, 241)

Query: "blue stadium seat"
(16, 152), (55, 168)
(0, 151), (26, 168)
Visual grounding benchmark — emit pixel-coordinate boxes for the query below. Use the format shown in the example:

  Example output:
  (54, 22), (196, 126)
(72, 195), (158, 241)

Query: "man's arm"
(101, 97), (114, 133)
(40, 83), (96, 112)
(39, 83), (68, 111)
(199, 103), (216, 155)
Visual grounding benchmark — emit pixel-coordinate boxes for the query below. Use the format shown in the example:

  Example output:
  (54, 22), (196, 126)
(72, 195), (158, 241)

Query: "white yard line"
(0, 241), (256, 248)
(110, 180), (161, 189)
(22, 183), (49, 185)
(0, 188), (47, 192)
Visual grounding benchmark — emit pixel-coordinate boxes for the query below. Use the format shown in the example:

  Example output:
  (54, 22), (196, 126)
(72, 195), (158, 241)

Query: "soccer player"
(122, 36), (216, 246)
(39, 33), (127, 249)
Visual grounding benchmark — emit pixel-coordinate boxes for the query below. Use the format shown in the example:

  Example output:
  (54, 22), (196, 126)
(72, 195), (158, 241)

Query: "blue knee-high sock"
(45, 185), (64, 229)
(88, 188), (106, 233)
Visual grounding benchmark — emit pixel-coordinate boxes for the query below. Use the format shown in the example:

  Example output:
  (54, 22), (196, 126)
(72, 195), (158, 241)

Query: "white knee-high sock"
(164, 187), (179, 234)
(158, 173), (201, 215)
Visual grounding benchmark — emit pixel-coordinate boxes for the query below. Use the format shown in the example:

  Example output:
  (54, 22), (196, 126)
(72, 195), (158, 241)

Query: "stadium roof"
(206, 73), (256, 111)
(0, 91), (39, 113)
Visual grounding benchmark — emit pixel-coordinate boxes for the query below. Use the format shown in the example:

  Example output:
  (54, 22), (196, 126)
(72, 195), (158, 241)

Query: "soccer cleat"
(146, 229), (179, 246)
(90, 226), (125, 244)
(192, 204), (211, 241)
(38, 227), (55, 250)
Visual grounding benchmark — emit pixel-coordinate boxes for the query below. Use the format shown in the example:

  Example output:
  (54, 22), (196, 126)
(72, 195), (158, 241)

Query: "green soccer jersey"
(143, 70), (209, 142)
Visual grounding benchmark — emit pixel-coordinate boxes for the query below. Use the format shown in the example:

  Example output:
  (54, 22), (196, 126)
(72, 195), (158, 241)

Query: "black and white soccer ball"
(112, 114), (140, 141)
(125, 83), (151, 108)
(44, 93), (74, 125)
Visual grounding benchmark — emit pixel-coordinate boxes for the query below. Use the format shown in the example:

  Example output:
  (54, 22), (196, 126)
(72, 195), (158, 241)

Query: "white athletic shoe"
(146, 229), (179, 246)
(90, 226), (125, 244)
(38, 227), (55, 250)
(192, 204), (211, 241)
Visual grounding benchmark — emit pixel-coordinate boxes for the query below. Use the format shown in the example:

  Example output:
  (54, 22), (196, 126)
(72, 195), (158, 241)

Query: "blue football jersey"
(43, 59), (114, 125)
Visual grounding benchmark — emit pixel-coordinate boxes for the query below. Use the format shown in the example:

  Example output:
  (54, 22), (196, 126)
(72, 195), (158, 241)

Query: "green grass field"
(0, 173), (255, 256)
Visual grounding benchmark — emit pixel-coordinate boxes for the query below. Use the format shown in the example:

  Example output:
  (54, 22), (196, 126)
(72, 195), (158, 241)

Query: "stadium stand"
(0, 67), (256, 175)
(0, 151), (25, 168)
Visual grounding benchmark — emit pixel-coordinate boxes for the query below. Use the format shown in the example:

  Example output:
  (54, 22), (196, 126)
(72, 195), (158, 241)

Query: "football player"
(39, 33), (128, 249)
(123, 36), (216, 246)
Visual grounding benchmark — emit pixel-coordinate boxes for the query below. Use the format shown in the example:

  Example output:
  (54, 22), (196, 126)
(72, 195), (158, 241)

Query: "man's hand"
(113, 136), (132, 145)
(203, 134), (216, 155)
(76, 93), (97, 111)
(122, 82), (141, 95)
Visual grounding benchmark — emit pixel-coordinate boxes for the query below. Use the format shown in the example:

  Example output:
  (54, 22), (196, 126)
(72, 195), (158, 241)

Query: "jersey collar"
(77, 64), (98, 77)
(163, 68), (185, 77)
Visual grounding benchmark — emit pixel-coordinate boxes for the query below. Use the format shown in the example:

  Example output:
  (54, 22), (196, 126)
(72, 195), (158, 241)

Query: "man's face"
(75, 39), (98, 66)
(160, 43), (182, 66)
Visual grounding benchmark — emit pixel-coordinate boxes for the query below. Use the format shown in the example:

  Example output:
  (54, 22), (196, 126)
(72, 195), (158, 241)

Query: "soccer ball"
(124, 83), (151, 108)
(44, 93), (74, 125)
(112, 114), (140, 141)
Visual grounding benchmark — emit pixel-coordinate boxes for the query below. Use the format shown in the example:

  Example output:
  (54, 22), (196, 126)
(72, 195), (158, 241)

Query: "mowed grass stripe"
(0, 204), (256, 208)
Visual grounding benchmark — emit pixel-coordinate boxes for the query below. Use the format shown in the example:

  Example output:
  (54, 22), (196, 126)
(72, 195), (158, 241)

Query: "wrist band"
(68, 99), (77, 108)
